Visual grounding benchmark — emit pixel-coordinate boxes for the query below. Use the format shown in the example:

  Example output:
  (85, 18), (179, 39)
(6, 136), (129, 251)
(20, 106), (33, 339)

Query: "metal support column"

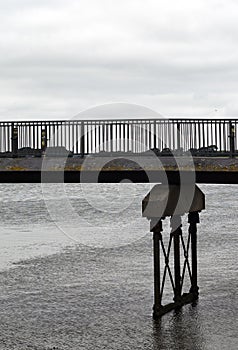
(151, 219), (163, 319)
(188, 211), (200, 299)
(171, 215), (182, 302)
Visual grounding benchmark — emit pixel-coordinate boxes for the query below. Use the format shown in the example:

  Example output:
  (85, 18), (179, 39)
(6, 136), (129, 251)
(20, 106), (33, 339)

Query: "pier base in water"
(142, 184), (205, 318)
(151, 213), (200, 319)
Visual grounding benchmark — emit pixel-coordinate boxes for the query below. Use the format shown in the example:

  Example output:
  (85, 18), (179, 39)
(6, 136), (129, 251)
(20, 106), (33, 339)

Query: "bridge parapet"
(0, 118), (237, 157)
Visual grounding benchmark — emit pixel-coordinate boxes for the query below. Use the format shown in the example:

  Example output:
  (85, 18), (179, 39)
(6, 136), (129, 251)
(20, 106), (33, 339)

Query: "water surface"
(0, 184), (237, 349)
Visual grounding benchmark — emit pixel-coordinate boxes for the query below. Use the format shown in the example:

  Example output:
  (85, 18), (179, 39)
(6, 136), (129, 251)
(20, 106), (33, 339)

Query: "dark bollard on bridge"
(11, 124), (18, 158)
(229, 122), (236, 158)
(142, 184), (205, 319)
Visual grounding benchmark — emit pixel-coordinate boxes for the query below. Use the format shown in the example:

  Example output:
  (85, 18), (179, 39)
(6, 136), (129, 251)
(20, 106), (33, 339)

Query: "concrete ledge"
(0, 156), (238, 183)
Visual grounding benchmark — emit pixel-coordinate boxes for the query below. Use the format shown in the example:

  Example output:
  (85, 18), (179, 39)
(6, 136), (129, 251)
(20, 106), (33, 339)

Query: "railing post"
(110, 124), (114, 152)
(177, 122), (181, 149)
(80, 121), (85, 157)
(229, 121), (235, 158)
(154, 120), (157, 149)
(11, 123), (18, 157)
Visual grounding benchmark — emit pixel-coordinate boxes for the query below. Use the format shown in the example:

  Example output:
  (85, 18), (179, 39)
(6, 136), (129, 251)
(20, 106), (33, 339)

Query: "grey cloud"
(1, 0), (238, 119)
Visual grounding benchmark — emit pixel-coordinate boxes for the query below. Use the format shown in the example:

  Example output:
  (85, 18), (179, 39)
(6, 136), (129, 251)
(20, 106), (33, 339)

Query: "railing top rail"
(0, 118), (238, 125)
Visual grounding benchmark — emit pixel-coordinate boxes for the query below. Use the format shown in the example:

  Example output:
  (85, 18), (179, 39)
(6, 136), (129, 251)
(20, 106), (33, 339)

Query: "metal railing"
(0, 118), (237, 156)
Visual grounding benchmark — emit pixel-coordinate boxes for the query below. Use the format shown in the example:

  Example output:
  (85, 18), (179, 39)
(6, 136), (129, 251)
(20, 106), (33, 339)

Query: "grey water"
(0, 183), (237, 350)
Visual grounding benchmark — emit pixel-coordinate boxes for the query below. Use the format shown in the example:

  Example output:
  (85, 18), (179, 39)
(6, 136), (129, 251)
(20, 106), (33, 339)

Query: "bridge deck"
(0, 156), (238, 183)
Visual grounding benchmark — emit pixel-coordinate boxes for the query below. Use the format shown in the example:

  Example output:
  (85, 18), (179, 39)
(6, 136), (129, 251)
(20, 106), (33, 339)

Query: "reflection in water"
(153, 304), (205, 350)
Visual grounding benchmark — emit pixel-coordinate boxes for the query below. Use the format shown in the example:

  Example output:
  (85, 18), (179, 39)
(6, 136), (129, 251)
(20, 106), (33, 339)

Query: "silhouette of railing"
(0, 118), (237, 156)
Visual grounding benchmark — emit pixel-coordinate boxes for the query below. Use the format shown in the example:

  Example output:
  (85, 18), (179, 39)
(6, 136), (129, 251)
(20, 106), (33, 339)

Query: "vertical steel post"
(170, 215), (182, 302)
(151, 219), (163, 319)
(177, 122), (181, 150)
(154, 120), (157, 149)
(188, 211), (200, 299)
(80, 121), (85, 157)
(11, 123), (18, 157)
(110, 124), (113, 152)
(229, 121), (235, 158)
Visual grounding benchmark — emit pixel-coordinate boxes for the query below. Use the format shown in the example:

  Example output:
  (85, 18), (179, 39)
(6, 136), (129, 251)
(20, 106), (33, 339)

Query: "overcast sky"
(1, 0), (238, 120)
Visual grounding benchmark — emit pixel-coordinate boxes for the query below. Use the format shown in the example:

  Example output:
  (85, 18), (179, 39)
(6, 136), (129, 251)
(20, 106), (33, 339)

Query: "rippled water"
(0, 184), (237, 349)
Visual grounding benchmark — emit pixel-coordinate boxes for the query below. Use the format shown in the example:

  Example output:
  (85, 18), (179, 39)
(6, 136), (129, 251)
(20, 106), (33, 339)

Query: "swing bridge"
(0, 117), (236, 317)
(0, 117), (237, 183)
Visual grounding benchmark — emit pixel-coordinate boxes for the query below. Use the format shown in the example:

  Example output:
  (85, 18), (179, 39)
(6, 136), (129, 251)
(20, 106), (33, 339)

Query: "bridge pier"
(142, 184), (205, 318)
